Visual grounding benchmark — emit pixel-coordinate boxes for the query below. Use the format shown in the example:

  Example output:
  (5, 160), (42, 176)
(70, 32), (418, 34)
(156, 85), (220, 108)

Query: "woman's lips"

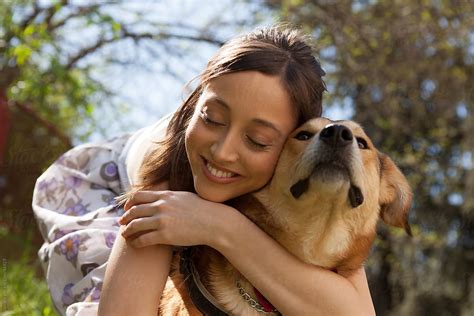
(200, 156), (242, 184)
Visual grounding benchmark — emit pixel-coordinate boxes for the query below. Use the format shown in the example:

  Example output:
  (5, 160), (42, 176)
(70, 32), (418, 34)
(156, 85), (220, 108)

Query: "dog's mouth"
(290, 162), (364, 208)
(348, 185), (364, 207)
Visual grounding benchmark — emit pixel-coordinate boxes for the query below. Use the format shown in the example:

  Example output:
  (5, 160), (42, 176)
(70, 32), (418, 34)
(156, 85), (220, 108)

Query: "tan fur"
(159, 118), (412, 315)
(158, 255), (203, 316)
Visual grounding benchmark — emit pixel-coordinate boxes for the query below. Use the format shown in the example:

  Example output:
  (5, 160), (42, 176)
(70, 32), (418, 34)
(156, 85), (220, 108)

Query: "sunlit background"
(1, 0), (473, 315)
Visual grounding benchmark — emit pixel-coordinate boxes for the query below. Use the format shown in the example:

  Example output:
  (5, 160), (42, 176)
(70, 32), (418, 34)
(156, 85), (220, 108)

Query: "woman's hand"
(119, 190), (234, 248)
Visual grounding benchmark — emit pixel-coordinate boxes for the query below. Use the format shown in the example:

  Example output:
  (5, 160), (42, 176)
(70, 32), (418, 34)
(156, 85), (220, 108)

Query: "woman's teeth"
(206, 162), (235, 178)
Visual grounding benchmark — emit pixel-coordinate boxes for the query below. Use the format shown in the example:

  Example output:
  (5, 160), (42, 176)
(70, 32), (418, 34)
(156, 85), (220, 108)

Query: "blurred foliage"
(265, 0), (474, 314)
(1, 258), (57, 315)
(0, 0), (111, 141)
(0, 0), (126, 256)
(0, 228), (58, 315)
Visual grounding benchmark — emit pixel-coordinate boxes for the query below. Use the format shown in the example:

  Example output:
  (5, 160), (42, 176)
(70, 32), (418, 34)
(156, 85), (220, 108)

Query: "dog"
(158, 117), (413, 315)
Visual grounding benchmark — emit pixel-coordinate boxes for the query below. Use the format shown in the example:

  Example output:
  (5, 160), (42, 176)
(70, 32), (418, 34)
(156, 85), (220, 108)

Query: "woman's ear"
(378, 152), (413, 236)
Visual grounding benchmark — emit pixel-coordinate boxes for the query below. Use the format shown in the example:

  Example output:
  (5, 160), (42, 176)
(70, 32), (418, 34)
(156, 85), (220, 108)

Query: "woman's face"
(185, 71), (297, 202)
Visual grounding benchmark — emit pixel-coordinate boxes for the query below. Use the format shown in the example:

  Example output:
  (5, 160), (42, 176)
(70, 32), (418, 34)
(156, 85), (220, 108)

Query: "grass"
(1, 226), (58, 316)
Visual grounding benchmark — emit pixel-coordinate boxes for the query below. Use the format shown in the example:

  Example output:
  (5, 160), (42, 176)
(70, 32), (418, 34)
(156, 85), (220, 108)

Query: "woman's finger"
(119, 202), (158, 225)
(129, 230), (163, 248)
(124, 190), (170, 211)
(124, 191), (156, 210)
(122, 217), (161, 238)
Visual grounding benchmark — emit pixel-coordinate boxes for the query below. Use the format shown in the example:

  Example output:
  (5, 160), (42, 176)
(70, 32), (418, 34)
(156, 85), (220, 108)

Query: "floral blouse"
(32, 114), (171, 315)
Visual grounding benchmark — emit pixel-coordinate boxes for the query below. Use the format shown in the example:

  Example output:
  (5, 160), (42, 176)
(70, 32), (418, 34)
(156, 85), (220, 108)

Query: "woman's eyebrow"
(251, 118), (282, 137)
(206, 95), (230, 110)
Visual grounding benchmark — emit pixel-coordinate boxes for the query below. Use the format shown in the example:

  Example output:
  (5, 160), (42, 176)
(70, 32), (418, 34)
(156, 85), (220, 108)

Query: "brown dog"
(158, 117), (413, 315)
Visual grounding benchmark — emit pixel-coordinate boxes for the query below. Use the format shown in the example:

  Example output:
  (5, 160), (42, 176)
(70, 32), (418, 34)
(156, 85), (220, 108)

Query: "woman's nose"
(210, 131), (240, 163)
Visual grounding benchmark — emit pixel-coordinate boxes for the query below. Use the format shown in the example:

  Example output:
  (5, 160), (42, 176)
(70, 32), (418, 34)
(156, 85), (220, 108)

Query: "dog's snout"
(320, 124), (353, 147)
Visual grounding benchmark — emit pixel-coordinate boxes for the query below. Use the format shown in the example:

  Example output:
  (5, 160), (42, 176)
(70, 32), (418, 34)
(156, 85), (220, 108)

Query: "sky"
(63, 0), (353, 144)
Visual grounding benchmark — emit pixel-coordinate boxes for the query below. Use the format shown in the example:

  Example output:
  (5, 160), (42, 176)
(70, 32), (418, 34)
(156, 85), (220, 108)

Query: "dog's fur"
(158, 117), (413, 315)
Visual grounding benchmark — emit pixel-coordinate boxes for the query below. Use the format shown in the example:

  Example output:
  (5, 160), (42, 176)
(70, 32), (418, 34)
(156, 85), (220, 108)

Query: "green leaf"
(85, 103), (94, 115)
(23, 24), (35, 37)
(12, 43), (32, 65)
(112, 21), (122, 34)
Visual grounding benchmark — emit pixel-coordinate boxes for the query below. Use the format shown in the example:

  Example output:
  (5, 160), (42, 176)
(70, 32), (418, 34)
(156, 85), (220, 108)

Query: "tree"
(265, 0), (474, 314)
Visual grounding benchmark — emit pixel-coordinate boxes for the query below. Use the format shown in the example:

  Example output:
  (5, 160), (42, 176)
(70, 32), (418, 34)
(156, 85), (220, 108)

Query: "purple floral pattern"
(61, 280), (103, 308)
(62, 201), (90, 216)
(104, 232), (116, 249)
(64, 176), (82, 189)
(86, 284), (102, 302)
(100, 161), (119, 181)
(32, 117), (170, 315)
(54, 234), (91, 268)
(62, 283), (76, 306)
(52, 228), (76, 242)
(102, 193), (117, 206)
(36, 178), (59, 204)
(59, 236), (80, 262)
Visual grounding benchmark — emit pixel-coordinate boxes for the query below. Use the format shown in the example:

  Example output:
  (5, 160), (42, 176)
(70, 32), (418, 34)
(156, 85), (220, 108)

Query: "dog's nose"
(320, 124), (353, 147)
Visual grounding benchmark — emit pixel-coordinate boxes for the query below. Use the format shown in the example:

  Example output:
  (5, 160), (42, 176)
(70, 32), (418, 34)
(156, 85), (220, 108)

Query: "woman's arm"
(213, 207), (376, 316)
(98, 225), (173, 315)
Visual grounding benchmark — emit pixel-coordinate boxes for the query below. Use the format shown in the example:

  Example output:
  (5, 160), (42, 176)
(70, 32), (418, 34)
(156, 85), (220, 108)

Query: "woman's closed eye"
(200, 110), (225, 126)
(246, 135), (269, 150)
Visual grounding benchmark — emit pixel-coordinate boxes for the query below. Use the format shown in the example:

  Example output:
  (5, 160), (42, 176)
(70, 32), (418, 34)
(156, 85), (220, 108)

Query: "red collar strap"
(236, 280), (281, 314)
(253, 287), (278, 313)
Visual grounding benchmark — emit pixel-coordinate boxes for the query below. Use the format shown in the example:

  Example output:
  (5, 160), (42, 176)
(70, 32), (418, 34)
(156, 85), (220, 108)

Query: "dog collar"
(179, 247), (229, 316)
(236, 280), (281, 315)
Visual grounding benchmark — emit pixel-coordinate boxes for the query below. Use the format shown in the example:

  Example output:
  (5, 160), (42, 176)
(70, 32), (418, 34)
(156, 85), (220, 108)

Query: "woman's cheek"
(253, 152), (280, 185)
(185, 116), (207, 154)
(185, 113), (199, 143)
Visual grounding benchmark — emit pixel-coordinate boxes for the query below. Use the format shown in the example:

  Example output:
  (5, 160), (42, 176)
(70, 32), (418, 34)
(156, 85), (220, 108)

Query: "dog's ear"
(378, 153), (413, 236)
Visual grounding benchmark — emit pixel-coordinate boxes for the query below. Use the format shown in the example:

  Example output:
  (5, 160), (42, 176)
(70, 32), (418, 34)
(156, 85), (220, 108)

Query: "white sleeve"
(32, 114), (172, 315)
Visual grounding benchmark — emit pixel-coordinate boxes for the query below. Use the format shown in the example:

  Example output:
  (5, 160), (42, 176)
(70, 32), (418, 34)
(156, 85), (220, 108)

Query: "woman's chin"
(194, 184), (231, 203)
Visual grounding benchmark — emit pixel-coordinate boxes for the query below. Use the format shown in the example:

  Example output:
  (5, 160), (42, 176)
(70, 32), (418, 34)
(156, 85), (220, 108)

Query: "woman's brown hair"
(117, 25), (326, 204)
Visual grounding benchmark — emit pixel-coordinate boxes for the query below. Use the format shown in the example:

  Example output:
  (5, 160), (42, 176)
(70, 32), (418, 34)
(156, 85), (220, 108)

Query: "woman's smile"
(200, 156), (242, 184)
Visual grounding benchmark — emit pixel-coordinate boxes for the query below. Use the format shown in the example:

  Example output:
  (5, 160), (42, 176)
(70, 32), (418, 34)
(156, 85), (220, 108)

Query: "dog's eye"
(357, 137), (369, 149)
(294, 131), (314, 141)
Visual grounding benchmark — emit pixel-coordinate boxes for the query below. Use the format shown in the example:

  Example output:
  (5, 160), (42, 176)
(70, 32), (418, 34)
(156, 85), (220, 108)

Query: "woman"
(33, 26), (375, 315)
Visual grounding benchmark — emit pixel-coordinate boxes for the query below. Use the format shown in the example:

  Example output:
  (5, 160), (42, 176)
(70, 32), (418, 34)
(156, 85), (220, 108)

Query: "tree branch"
(12, 101), (72, 148)
(43, 0), (69, 30)
(65, 29), (224, 69)
(18, 0), (41, 30)
(65, 36), (116, 69)
(122, 28), (225, 46)
(48, 4), (101, 32)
